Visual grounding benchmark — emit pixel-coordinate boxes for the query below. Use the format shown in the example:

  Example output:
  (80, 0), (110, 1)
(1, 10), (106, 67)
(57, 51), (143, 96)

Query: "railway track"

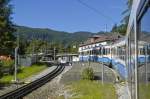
(0, 64), (65, 99)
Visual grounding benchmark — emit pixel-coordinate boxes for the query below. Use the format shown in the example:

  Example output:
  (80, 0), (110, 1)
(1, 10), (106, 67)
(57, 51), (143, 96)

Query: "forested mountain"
(13, 26), (116, 54)
(14, 26), (94, 46)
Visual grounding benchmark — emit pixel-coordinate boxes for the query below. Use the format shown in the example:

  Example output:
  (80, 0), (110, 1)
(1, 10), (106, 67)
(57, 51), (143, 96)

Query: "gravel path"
(23, 65), (72, 99)
(0, 84), (21, 96)
(0, 66), (57, 96)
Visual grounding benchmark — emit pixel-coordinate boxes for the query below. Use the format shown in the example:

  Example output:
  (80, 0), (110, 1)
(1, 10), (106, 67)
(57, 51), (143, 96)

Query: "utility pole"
(82, 47), (83, 62)
(101, 24), (107, 85)
(105, 24), (107, 33)
(89, 50), (91, 66)
(101, 46), (104, 85)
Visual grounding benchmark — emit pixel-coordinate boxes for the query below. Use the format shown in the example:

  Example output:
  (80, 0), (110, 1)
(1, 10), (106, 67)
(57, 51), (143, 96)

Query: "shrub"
(0, 60), (14, 75)
(81, 67), (94, 80)
(1, 60), (14, 68)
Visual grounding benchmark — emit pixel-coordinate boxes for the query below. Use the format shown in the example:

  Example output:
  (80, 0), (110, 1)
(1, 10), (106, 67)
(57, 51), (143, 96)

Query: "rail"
(0, 64), (65, 99)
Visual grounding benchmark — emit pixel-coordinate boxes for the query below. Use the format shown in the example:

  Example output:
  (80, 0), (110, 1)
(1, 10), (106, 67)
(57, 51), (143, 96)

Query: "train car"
(126, 0), (150, 99)
(96, 45), (111, 65)
(111, 39), (128, 79)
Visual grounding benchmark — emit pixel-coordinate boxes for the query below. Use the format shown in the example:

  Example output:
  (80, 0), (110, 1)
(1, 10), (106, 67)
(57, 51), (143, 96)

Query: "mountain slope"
(15, 26), (94, 45)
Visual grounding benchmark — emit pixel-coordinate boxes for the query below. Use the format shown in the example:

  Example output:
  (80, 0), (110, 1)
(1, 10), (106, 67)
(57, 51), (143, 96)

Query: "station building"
(78, 33), (123, 62)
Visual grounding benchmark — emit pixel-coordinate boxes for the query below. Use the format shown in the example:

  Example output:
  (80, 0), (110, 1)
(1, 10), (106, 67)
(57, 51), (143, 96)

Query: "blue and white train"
(79, 38), (150, 79)
(79, 0), (150, 98)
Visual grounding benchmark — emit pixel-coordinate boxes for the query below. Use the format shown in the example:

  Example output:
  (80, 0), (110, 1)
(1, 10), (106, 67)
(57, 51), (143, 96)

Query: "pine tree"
(0, 0), (15, 55)
(111, 24), (118, 33)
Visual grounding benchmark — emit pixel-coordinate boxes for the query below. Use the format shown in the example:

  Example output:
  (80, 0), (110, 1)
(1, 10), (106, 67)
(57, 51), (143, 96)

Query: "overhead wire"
(76, 0), (116, 23)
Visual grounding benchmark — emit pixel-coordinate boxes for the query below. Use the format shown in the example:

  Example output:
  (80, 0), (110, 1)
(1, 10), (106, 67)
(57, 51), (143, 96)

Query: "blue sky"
(11, 0), (127, 33)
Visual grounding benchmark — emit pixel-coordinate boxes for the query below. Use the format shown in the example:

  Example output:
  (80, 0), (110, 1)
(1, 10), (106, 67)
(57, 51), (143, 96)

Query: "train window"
(106, 48), (108, 55)
(103, 48), (105, 55)
(138, 4), (150, 99)
(99, 48), (101, 55)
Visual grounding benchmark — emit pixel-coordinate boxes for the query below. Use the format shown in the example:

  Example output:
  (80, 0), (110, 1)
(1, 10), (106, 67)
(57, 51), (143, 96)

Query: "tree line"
(0, 0), (133, 78)
(0, 0), (133, 55)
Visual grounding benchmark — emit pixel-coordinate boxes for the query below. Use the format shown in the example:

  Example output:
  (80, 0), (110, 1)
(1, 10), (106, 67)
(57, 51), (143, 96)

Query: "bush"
(0, 60), (14, 75)
(1, 60), (14, 68)
(81, 67), (94, 80)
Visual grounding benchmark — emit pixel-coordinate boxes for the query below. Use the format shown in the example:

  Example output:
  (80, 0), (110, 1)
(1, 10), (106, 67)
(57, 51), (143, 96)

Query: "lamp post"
(14, 47), (19, 82)
(14, 32), (19, 82)
(145, 45), (148, 85)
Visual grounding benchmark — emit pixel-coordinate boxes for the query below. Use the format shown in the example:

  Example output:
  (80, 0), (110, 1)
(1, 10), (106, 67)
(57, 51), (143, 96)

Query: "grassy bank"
(0, 64), (47, 83)
(139, 83), (150, 99)
(65, 80), (117, 99)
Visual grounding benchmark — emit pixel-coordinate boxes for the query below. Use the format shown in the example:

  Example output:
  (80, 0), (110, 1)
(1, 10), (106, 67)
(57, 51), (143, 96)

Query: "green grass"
(66, 80), (117, 99)
(0, 64), (47, 83)
(139, 83), (150, 99)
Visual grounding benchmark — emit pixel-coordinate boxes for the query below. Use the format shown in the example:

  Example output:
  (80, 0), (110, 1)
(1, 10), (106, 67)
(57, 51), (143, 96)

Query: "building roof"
(79, 33), (123, 47)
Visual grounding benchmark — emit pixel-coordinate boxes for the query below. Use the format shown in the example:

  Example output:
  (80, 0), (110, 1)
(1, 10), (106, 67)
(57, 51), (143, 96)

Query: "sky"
(11, 0), (127, 33)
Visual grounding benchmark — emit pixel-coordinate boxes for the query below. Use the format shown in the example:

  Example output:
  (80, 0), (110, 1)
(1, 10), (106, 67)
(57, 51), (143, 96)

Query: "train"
(79, 0), (150, 99)
(79, 38), (150, 79)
